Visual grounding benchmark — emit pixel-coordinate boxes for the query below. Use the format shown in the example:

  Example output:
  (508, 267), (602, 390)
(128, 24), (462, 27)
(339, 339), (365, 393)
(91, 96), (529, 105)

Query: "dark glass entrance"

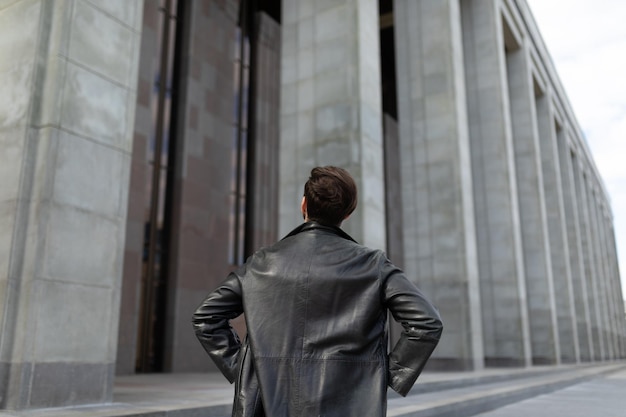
(136, 0), (184, 373)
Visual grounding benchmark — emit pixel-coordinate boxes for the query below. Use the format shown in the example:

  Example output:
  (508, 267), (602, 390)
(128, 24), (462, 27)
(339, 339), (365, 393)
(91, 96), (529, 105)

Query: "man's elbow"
(431, 316), (443, 340)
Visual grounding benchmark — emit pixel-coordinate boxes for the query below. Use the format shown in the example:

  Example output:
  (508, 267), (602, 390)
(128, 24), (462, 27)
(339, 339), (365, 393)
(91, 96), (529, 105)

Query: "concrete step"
(388, 362), (626, 417)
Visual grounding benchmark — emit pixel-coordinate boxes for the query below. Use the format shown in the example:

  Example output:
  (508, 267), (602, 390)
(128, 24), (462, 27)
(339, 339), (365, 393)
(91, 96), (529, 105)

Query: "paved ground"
(473, 367), (626, 417)
(0, 363), (624, 416)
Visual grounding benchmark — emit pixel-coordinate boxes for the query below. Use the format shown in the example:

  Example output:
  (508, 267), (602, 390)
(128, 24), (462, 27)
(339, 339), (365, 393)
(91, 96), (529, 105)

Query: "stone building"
(1, 0), (625, 410)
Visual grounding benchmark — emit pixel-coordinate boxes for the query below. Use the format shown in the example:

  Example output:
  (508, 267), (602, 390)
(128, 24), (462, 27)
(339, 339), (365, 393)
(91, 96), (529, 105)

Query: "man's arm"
(382, 261), (443, 396)
(192, 273), (244, 383)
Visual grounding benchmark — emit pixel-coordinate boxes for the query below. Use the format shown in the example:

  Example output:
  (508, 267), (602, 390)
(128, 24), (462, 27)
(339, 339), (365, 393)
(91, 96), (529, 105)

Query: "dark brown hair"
(303, 166), (357, 226)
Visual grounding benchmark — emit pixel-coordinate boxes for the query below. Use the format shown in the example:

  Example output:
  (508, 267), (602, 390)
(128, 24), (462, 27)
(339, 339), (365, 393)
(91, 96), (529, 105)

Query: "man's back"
(238, 222), (391, 416)
(242, 222), (388, 362)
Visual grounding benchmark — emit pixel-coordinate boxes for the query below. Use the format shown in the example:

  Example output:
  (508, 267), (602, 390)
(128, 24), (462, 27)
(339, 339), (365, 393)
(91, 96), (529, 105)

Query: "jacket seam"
(232, 342), (249, 416)
(255, 356), (381, 363)
(252, 386), (263, 416)
(297, 254), (314, 413)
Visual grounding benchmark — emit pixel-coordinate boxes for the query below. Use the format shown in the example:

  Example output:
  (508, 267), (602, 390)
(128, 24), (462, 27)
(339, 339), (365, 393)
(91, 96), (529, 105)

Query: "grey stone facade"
(0, 0), (624, 411)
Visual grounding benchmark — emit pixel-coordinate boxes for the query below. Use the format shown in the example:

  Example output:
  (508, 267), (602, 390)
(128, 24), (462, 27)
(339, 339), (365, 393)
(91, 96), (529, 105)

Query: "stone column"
(461, 0), (530, 367)
(604, 221), (619, 359)
(603, 213), (625, 357)
(589, 194), (615, 359)
(559, 137), (593, 360)
(608, 236), (621, 358)
(394, 0), (482, 370)
(599, 204), (621, 359)
(506, 35), (559, 365)
(573, 161), (604, 360)
(607, 217), (623, 357)
(0, 0), (142, 408)
(606, 222), (626, 357)
(536, 92), (579, 363)
(279, 0), (385, 249)
(599, 204), (618, 360)
(595, 202), (618, 360)
(163, 0), (239, 372)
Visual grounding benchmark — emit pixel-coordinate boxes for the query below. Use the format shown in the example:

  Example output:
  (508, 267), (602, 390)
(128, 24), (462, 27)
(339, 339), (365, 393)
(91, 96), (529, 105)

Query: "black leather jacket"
(193, 222), (443, 417)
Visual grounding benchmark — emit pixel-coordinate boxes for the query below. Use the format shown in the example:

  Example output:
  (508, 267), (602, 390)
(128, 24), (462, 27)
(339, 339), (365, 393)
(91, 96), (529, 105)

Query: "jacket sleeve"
(382, 260), (443, 396)
(192, 273), (244, 383)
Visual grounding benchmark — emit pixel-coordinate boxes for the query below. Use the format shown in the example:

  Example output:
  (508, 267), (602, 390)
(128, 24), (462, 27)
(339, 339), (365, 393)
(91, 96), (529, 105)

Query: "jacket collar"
(282, 221), (358, 243)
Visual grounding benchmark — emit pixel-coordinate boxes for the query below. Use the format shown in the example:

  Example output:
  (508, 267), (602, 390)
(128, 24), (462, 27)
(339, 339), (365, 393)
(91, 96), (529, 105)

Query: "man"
(193, 166), (443, 417)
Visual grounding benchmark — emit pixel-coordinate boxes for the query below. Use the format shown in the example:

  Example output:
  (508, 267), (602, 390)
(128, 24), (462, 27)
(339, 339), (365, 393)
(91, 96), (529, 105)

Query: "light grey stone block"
(60, 62), (129, 149)
(314, 5), (348, 43)
(0, 126), (25, 203)
(0, 64), (34, 130)
(42, 204), (122, 288)
(0, 201), (17, 281)
(32, 279), (115, 362)
(52, 131), (129, 218)
(86, 0), (142, 29)
(0, 0), (39, 73)
(70, 1), (136, 86)
(297, 19), (314, 50)
(314, 39), (349, 74)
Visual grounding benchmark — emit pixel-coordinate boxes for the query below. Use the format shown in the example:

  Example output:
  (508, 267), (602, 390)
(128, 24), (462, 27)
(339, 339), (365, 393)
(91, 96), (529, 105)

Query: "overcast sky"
(526, 0), (626, 301)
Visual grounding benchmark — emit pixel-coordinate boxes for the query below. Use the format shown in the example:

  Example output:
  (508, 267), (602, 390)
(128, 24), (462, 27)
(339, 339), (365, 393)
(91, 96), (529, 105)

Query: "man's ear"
(301, 196), (307, 220)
